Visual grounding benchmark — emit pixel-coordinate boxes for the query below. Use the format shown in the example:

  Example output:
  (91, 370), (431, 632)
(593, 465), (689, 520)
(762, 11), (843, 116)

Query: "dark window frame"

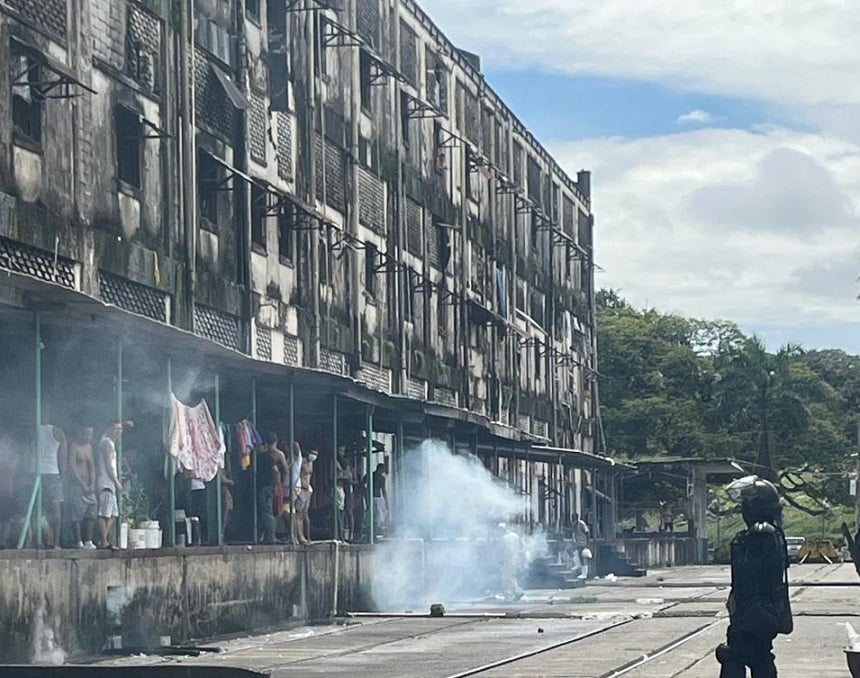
(115, 105), (143, 190)
(359, 49), (373, 113)
(251, 183), (268, 251)
(11, 49), (44, 149)
(365, 241), (378, 297)
(278, 202), (295, 263)
(400, 90), (411, 147)
(197, 150), (221, 230)
(314, 15), (328, 77)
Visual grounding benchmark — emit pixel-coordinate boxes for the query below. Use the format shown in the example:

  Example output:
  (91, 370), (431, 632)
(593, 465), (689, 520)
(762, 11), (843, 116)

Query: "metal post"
(252, 377), (258, 542)
(396, 418), (404, 534)
(168, 357), (176, 546)
(366, 406), (374, 545)
(116, 340), (123, 546)
(18, 312), (43, 549)
(35, 311), (42, 549)
(855, 420), (860, 530)
(332, 394), (338, 541)
(289, 381), (295, 543)
(215, 373), (223, 546)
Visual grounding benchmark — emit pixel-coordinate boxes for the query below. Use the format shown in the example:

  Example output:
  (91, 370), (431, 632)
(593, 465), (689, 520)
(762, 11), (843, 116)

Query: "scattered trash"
(537, 628), (544, 634)
(604, 573), (618, 582)
(636, 598), (665, 605)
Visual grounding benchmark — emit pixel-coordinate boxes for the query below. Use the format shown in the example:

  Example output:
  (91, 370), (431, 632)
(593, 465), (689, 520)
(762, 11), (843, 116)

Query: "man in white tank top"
(96, 421), (124, 549)
(39, 424), (67, 549)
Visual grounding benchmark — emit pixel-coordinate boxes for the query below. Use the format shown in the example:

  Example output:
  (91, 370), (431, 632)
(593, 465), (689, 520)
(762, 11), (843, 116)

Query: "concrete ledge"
(0, 542), (374, 663)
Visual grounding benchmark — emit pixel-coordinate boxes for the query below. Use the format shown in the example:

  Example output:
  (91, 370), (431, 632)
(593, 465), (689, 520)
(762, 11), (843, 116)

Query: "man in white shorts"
(96, 421), (124, 549)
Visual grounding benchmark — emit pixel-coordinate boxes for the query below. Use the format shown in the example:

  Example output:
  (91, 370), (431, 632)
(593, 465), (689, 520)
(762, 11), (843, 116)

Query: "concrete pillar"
(692, 466), (709, 563)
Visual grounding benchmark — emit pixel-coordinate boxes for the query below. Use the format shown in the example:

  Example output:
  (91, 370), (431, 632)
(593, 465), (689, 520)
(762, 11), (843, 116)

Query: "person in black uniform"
(716, 476), (793, 677)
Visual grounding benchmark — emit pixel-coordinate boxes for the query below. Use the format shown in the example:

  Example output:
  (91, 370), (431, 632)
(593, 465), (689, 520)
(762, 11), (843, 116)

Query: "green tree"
(712, 338), (814, 480)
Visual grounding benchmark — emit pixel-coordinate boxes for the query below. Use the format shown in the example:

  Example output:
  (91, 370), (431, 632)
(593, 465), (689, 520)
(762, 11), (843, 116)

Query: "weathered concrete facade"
(0, 0), (597, 452)
(0, 543), (371, 662)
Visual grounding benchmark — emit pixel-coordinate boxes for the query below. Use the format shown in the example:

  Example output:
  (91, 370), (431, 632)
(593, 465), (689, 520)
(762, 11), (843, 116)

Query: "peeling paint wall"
(0, 544), (371, 663)
(0, 0), (598, 450)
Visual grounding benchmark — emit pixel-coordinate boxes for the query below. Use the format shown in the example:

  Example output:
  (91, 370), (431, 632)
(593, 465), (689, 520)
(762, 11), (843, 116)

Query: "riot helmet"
(726, 475), (782, 527)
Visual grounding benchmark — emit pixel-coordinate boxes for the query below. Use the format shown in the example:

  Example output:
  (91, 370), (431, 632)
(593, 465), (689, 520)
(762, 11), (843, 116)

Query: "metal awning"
(210, 64), (249, 110)
(11, 34), (96, 98)
(532, 445), (635, 471)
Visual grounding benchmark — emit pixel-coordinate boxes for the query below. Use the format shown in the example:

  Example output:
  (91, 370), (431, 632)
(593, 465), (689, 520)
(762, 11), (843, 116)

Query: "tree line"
(597, 290), (858, 513)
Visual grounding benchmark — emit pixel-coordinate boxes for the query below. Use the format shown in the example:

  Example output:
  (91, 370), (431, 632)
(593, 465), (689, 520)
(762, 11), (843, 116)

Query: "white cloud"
(419, 0), (860, 109)
(549, 128), (860, 346)
(677, 109), (716, 125)
(416, 0), (860, 350)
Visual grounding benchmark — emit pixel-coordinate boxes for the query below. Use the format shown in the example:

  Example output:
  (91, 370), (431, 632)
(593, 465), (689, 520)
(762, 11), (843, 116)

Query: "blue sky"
(482, 71), (779, 141)
(421, 0), (860, 354)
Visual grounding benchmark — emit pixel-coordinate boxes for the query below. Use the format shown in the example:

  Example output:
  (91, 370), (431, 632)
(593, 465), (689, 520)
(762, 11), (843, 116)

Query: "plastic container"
(119, 523), (129, 550)
(145, 528), (162, 549)
(129, 528), (146, 550)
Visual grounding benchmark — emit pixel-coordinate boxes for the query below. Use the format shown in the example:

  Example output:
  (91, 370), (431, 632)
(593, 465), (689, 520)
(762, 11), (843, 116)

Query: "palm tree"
(713, 337), (810, 481)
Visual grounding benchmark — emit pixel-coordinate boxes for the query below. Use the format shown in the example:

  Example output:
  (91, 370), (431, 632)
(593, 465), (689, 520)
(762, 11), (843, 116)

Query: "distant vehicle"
(785, 537), (805, 562)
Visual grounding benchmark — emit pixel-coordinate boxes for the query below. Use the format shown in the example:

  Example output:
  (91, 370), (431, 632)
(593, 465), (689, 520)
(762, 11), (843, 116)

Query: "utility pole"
(855, 420), (860, 529)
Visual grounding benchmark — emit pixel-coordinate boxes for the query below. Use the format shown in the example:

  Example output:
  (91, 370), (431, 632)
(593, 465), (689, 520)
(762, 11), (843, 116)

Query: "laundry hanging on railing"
(166, 394), (224, 482)
(235, 419), (263, 470)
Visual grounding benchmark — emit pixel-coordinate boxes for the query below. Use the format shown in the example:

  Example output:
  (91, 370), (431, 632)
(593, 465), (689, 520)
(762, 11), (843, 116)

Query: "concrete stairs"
(525, 555), (587, 589)
(596, 543), (647, 578)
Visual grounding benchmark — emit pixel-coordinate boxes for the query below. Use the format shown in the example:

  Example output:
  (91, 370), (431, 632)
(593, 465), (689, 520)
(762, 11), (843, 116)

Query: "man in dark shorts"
(67, 426), (97, 549)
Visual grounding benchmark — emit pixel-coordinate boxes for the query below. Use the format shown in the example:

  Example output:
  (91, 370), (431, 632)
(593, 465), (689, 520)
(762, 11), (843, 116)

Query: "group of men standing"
(254, 434), (389, 545)
(0, 420), (128, 550)
(255, 433), (318, 545)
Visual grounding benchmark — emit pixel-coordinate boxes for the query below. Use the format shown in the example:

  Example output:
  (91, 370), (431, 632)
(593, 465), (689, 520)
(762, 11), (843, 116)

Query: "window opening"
(11, 51), (43, 146)
(314, 15), (327, 76)
(278, 202), (295, 262)
(359, 50), (372, 112)
(251, 183), (267, 250)
(365, 241), (378, 296)
(198, 150), (220, 229)
(400, 91), (411, 146)
(115, 106), (142, 188)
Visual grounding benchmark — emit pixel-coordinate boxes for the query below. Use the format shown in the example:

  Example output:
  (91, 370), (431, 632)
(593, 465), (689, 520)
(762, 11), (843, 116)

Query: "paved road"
(96, 563), (860, 677)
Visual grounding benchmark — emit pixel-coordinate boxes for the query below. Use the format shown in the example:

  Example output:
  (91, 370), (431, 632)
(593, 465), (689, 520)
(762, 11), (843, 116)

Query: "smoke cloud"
(370, 441), (547, 610)
(32, 599), (65, 666)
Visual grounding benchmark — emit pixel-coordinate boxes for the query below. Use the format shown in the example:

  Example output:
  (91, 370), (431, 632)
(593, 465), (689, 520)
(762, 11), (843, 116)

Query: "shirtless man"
(96, 421), (124, 549)
(294, 449), (317, 545)
(67, 426), (97, 549)
(257, 433), (289, 544)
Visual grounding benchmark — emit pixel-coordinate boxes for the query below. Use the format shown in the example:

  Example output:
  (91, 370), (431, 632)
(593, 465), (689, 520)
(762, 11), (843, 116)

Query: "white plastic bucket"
(145, 528), (162, 549)
(120, 523), (129, 550)
(129, 528), (147, 549)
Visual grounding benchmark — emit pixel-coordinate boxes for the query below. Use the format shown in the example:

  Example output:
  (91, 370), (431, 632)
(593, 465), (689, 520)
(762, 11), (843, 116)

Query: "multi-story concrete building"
(0, 0), (611, 543)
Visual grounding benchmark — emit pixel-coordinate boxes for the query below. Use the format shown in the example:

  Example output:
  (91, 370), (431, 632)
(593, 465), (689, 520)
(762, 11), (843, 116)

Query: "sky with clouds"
(420, 0), (860, 352)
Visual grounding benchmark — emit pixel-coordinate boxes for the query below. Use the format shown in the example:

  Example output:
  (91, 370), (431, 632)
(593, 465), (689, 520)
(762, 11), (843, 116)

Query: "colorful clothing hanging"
(167, 394), (224, 482)
(235, 419), (263, 470)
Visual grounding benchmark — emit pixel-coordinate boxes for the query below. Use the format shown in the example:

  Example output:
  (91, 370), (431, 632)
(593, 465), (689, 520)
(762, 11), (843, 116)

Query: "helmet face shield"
(726, 475), (781, 526)
(726, 475), (763, 502)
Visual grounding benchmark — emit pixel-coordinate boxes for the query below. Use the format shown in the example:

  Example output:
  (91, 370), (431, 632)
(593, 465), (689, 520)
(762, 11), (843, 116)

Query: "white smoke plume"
(370, 440), (548, 610)
(32, 599), (65, 666)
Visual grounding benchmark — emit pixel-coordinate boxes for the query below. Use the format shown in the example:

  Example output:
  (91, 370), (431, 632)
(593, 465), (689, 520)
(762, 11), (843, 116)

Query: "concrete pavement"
(90, 563), (860, 677)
